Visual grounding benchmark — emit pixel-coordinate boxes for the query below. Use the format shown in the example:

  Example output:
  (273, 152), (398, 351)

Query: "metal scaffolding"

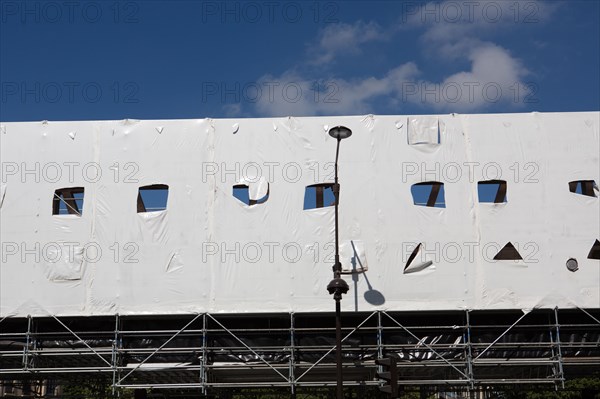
(1, 308), (599, 396)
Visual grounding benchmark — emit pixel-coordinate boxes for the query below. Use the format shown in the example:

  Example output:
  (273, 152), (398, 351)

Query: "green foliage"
(17, 377), (600, 399)
(60, 378), (133, 399)
(499, 377), (600, 399)
(61, 379), (110, 399)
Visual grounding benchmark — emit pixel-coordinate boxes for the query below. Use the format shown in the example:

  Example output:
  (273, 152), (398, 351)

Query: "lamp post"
(326, 125), (352, 399)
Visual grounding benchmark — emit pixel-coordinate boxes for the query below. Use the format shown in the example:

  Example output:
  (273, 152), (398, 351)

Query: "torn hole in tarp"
(166, 252), (184, 273)
(493, 242), (523, 261)
(411, 182), (445, 208)
(53, 187), (84, 216)
(408, 116), (442, 145)
(233, 176), (269, 206)
(568, 180), (599, 197)
(478, 180), (508, 203)
(0, 183), (6, 208)
(404, 243), (435, 274)
(304, 183), (335, 210)
(340, 240), (368, 273)
(588, 240), (600, 260)
(137, 184), (169, 213)
(43, 244), (85, 281)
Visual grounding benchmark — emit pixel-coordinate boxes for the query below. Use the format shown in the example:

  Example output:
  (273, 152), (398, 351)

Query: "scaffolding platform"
(1, 308), (599, 395)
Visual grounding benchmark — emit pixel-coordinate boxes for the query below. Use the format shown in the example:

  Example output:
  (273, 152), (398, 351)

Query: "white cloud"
(241, 43), (529, 117)
(309, 21), (387, 65)
(404, 0), (560, 60)
(404, 0), (559, 39)
(229, 0), (555, 117)
(249, 63), (420, 116)
(395, 0), (541, 111)
(411, 43), (531, 112)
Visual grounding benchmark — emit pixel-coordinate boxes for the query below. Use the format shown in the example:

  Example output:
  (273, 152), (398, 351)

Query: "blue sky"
(1, 0), (599, 122)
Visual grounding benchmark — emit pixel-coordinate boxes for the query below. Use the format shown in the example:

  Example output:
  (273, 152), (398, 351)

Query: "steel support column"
(465, 310), (475, 390)
(290, 312), (296, 399)
(112, 314), (120, 397)
(22, 315), (32, 372)
(553, 308), (565, 389)
(200, 313), (207, 395)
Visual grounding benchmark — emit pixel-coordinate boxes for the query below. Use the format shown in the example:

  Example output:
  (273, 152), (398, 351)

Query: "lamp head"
(328, 126), (352, 140)
(327, 276), (349, 296)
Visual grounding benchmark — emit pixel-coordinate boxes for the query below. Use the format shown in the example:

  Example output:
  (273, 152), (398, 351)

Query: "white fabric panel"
(0, 112), (598, 317)
(408, 116), (440, 145)
(340, 240), (368, 273)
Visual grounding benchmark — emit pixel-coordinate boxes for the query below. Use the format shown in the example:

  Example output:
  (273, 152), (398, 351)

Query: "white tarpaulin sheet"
(1, 112), (598, 317)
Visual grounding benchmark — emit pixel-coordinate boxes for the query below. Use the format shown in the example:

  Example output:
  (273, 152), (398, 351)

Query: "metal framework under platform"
(1, 308), (599, 396)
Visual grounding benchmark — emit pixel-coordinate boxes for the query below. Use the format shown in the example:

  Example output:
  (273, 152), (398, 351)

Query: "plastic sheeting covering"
(0, 112), (599, 317)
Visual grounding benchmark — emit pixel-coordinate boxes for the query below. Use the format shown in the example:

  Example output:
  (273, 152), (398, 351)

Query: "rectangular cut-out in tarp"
(478, 180), (507, 203)
(138, 184), (169, 212)
(304, 183), (335, 209)
(53, 187), (84, 215)
(569, 180), (598, 197)
(411, 182), (445, 208)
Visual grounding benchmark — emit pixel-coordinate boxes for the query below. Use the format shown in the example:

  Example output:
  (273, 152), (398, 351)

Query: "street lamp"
(326, 125), (352, 399)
